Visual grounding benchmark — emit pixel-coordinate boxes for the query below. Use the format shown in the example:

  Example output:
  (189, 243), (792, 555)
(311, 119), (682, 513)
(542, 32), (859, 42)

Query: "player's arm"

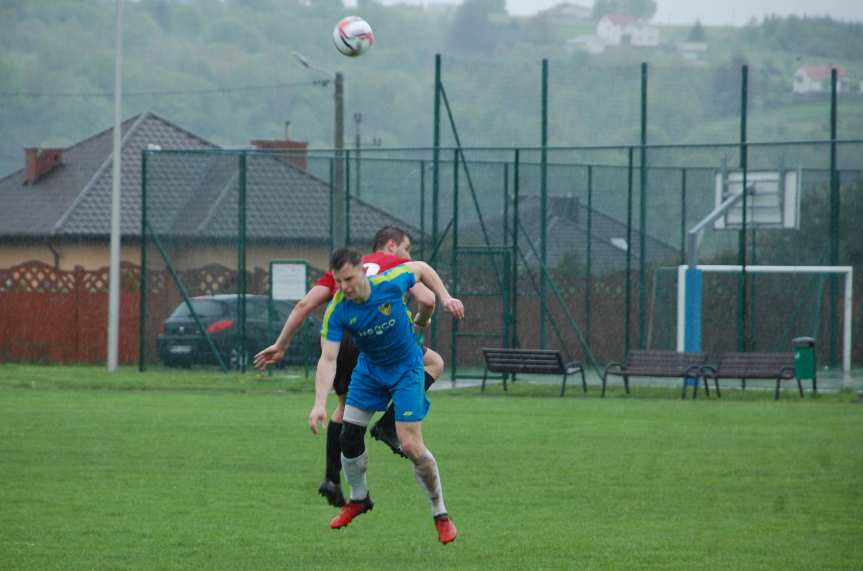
(309, 338), (341, 434)
(405, 261), (465, 320)
(253, 285), (332, 370)
(408, 282), (436, 327)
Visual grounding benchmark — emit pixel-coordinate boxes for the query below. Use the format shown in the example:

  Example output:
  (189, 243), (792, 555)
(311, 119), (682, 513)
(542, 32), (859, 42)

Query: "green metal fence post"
(586, 164), (593, 349)
(639, 61), (648, 349)
(138, 150), (148, 371)
(238, 152), (247, 373)
(450, 148), (460, 382)
(540, 58), (548, 349)
(420, 160), (426, 261)
(512, 149), (520, 349)
(625, 146), (634, 357)
(738, 64), (748, 353)
(829, 67), (839, 367)
(503, 163), (509, 250)
(432, 54), (441, 350)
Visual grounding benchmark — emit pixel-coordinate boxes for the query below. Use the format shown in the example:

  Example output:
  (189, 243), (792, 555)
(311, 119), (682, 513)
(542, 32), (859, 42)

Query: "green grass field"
(1, 365), (862, 569)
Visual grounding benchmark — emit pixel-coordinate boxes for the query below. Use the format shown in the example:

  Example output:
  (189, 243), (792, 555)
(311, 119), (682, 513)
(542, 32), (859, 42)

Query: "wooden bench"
(601, 350), (708, 399)
(481, 348), (586, 397)
(701, 352), (807, 400)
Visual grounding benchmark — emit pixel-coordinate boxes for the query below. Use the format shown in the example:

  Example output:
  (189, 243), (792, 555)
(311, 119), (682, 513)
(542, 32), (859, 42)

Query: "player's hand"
(441, 296), (465, 320)
(253, 345), (284, 371)
(308, 404), (328, 435)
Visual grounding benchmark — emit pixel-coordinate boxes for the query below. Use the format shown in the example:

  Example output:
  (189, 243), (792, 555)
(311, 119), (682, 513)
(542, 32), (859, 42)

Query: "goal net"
(647, 265), (853, 372)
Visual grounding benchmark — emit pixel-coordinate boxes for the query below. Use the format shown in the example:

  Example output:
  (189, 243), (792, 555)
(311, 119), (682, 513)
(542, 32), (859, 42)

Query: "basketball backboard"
(713, 169), (800, 230)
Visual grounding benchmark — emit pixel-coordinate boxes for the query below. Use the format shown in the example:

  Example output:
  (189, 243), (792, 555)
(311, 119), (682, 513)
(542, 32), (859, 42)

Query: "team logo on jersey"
(349, 317), (357, 325)
(378, 303), (392, 316)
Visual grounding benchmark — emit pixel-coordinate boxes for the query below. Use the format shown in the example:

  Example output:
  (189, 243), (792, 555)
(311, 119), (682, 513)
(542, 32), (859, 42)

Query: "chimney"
(24, 147), (63, 184)
(251, 123), (308, 171)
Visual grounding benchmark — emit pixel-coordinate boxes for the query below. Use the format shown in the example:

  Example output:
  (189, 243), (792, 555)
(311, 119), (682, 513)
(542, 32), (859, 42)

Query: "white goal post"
(676, 265), (853, 372)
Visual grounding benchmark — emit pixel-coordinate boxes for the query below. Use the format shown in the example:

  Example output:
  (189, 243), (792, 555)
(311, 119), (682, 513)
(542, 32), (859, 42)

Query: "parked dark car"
(156, 294), (320, 369)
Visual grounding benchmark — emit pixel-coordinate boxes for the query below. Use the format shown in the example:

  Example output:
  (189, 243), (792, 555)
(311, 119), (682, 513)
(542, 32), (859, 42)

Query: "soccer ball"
(332, 16), (374, 57)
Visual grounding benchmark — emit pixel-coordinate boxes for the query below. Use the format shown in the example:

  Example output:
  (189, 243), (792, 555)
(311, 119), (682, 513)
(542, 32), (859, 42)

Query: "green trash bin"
(792, 336), (816, 381)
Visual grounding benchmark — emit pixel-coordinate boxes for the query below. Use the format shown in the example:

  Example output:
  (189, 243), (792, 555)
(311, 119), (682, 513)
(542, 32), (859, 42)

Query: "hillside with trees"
(1, 0), (862, 177)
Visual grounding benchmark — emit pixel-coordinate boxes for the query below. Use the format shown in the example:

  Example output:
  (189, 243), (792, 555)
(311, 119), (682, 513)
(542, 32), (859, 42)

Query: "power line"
(0, 79), (327, 99)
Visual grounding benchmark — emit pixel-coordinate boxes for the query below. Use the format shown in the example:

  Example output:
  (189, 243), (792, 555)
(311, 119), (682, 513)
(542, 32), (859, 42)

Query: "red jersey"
(316, 252), (410, 299)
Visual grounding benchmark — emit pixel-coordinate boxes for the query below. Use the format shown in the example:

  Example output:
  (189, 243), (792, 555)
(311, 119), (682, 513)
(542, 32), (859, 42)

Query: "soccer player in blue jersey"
(309, 248), (464, 545)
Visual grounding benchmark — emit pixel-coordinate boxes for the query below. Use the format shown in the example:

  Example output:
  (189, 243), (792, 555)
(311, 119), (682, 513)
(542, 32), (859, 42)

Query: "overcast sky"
(369, 0), (863, 25)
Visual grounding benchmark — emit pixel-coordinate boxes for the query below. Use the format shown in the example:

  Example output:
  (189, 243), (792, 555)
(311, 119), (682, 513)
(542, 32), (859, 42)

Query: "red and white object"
(333, 16), (374, 57)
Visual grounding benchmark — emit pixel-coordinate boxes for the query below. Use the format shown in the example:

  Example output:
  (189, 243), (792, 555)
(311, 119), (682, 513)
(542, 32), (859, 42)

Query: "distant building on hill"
(537, 2), (592, 21)
(792, 64), (849, 95)
(596, 13), (659, 47)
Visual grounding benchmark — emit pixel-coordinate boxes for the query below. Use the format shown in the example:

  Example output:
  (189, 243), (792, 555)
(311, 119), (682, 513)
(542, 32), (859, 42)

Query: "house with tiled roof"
(596, 13), (659, 47)
(792, 64), (850, 95)
(0, 112), (415, 274)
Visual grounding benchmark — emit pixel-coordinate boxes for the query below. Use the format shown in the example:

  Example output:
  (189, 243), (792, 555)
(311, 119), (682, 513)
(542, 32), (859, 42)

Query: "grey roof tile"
(0, 112), (414, 244)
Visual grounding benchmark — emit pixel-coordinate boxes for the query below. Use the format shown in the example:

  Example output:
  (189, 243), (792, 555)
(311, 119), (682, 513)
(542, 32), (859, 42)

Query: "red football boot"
(434, 514), (458, 544)
(330, 496), (374, 529)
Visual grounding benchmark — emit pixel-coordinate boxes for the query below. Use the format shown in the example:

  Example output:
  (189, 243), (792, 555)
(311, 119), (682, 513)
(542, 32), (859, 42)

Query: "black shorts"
(333, 333), (359, 396)
(333, 333), (429, 396)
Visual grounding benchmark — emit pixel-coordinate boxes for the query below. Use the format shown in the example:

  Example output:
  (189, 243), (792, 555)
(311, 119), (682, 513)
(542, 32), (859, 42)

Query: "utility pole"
(293, 52), (345, 249)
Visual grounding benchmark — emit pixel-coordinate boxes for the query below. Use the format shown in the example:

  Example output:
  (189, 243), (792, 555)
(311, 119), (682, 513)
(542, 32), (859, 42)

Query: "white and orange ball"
(333, 16), (374, 57)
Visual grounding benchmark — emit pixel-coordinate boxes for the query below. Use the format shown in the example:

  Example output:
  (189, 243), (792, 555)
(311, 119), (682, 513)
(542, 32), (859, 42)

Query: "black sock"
(378, 405), (396, 431)
(325, 421), (343, 483)
(424, 371), (436, 391)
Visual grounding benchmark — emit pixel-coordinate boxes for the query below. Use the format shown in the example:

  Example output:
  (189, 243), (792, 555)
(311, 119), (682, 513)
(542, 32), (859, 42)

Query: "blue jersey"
(321, 265), (422, 366)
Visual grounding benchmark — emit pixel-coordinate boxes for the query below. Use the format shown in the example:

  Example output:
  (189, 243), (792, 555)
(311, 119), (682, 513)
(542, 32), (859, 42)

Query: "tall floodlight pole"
(293, 52), (345, 249)
(107, 0), (124, 371)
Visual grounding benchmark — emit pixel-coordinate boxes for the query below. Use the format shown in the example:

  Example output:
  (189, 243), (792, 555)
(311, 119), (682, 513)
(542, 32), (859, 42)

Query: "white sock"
(341, 451), (369, 501)
(413, 450), (447, 517)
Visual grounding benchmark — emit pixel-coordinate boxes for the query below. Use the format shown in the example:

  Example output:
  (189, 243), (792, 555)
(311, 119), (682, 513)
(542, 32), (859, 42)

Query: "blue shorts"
(346, 351), (429, 423)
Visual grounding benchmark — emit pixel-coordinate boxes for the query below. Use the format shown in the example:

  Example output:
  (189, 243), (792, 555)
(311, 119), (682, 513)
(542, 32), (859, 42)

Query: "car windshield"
(169, 300), (225, 318)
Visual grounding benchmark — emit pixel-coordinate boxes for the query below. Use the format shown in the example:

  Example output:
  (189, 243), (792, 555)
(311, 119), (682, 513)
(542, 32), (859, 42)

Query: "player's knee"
(397, 430), (424, 460)
(400, 438), (425, 462)
(424, 349), (444, 380)
(340, 421), (367, 458)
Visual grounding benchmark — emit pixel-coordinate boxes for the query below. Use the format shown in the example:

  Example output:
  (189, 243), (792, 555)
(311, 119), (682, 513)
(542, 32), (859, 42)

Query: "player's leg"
(391, 366), (457, 544)
(330, 360), (390, 529)
(371, 347), (443, 456)
(318, 334), (359, 507)
(329, 408), (375, 529)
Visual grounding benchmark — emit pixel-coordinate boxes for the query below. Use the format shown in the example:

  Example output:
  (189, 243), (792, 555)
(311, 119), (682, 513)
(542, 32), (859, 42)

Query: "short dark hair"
(372, 226), (413, 252)
(330, 248), (363, 271)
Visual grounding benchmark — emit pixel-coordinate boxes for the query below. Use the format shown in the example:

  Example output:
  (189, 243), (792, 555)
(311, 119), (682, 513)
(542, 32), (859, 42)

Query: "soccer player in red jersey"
(254, 227), (445, 507)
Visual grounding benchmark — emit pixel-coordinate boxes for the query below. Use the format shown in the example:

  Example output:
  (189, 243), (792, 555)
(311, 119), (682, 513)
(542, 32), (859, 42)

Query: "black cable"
(0, 79), (325, 99)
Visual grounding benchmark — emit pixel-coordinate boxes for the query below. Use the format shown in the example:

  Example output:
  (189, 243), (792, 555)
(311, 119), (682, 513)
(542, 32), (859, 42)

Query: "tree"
(688, 19), (705, 42)
(449, 0), (507, 52)
(592, 0), (657, 21)
(711, 54), (749, 117)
